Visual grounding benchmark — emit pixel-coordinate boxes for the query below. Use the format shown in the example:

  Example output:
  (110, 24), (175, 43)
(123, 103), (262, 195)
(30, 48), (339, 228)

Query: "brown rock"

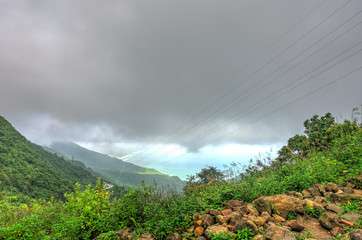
(208, 209), (221, 216)
(342, 187), (354, 194)
(349, 229), (362, 240)
(216, 215), (230, 224)
(234, 220), (258, 235)
(138, 233), (155, 240)
(194, 226), (204, 236)
(325, 183), (340, 193)
(186, 225), (195, 233)
(263, 223), (296, 240)
(302, 190), (312, 198)
(247, 204), (260, 217)
(200, 214), (214, 227)
(253, 198), (272, 215)
(346, 182), (355, 189)
(260, 195), (304, 219)
(331, 227), (344, 237)
(303, 198), (325, 212)
(326, 203), (344, 214)
(254, 235), (264, 240)
(221, 209), (233, 216)
(226, 225), (234, 231)
(308, 184), (324, 197)
(314, 196), (327, 207)
(229, 212), (242, 224)
(195, 237), (206, 240)
(252, 212), (271, 227)
(285, 218), (304, 232)
(204, 225), (228, 239)
(225, 200), (243, 209)
(195, 220), (202, 226)
(329, 193), (349, 204)
(319, 212), (341, 230)
(165, 233), (181, 240)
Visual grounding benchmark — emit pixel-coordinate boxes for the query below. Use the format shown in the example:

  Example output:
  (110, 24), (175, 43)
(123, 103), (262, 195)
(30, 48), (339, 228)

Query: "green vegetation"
(50, 141), (184, 190)
(304, 205), (325, 218)
(0, 116), (96, 201)
(0, 112), (361, 239)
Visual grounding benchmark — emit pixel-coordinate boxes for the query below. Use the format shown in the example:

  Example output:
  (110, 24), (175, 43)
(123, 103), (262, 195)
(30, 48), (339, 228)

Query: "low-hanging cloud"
(1, 0), (361, 153)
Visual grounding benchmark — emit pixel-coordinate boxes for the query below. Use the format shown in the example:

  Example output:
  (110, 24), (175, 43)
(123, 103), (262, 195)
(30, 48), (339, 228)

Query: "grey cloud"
(1, 0), (361, 151)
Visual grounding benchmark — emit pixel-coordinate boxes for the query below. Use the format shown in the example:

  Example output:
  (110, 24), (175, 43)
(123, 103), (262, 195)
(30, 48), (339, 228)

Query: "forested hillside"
(0, 116), (96, 201)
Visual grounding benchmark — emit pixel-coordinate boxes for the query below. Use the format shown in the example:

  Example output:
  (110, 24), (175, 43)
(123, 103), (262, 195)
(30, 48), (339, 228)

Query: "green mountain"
(50, 141), (185, 190)
(0, 116), (97, 200)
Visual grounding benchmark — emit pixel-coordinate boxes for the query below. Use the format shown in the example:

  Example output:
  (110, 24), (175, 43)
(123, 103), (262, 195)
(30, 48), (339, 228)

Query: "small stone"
(302, 190), (312, 198)
(342, 187), (354, 194)
(349, 229), (362, 240)
(263, 223), (296, 240)
(221, 209), (233, 216)
(194, 226), (204, 236)
(326, 203), (344, 214)
(216, 215), (230, 224)
(314, 196), (327, 207)
(273, 214), (286, 224)
(346, 182), (355, 189)
(225, 200), (243, 209)
(208, 209), (221, 216)
(204, 225), (228, 239)
(319, 212), (341, 230)
(186, 225), (195, 233)
(247, 204), (260, 217)
(285, 219), (304, 232)
(234, 220), (258, 235)
(331, 227), (344, 237)
(229, 212), (242, 224)
(325, 183), (340, 193)
(226, 225), (234, 231)
(253, 198), (272, 215)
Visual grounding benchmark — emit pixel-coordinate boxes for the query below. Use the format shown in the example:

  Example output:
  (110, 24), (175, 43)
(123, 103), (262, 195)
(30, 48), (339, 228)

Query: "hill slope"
(50, 141), (184, 190)
(0, 116), (97, 200)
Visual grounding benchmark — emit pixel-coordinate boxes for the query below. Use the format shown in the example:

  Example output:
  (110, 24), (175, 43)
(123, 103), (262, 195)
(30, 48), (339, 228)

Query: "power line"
(130, 0), (329, 162)
(156, 44), (362, 163)
(135, 0), (353, 162)
(166, 65), (362, 163)
(141, 9), (361, 162)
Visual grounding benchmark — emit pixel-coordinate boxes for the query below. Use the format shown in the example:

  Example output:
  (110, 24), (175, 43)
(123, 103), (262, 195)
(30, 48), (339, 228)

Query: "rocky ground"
(100, 180), (362, 240)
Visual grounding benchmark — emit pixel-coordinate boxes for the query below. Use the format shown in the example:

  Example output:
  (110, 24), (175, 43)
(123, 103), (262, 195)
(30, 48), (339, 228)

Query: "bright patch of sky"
(78, 142), (282, 180)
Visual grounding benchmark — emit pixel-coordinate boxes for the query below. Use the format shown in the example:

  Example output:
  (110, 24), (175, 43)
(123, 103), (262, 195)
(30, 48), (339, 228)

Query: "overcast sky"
(1, 0), (361, 179)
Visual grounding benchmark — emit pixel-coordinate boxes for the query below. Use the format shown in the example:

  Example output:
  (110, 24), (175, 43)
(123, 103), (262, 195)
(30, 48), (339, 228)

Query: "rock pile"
(97, 181), (361, 240)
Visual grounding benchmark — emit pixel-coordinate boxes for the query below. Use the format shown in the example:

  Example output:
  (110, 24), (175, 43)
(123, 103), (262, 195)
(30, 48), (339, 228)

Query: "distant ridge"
(50, 141), (184, 190)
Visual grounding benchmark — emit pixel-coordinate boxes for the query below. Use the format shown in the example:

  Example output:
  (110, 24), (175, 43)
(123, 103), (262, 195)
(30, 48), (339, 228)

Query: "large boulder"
(256, 195), (304, 219)
(263, 223), (296, 240)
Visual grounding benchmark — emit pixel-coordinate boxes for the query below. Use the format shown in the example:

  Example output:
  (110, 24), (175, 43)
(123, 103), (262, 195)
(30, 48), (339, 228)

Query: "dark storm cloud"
(1, 0), (361, 150)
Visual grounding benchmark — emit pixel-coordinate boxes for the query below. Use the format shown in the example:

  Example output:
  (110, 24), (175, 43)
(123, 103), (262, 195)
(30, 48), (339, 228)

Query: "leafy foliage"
(0, 112), (361, 239)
